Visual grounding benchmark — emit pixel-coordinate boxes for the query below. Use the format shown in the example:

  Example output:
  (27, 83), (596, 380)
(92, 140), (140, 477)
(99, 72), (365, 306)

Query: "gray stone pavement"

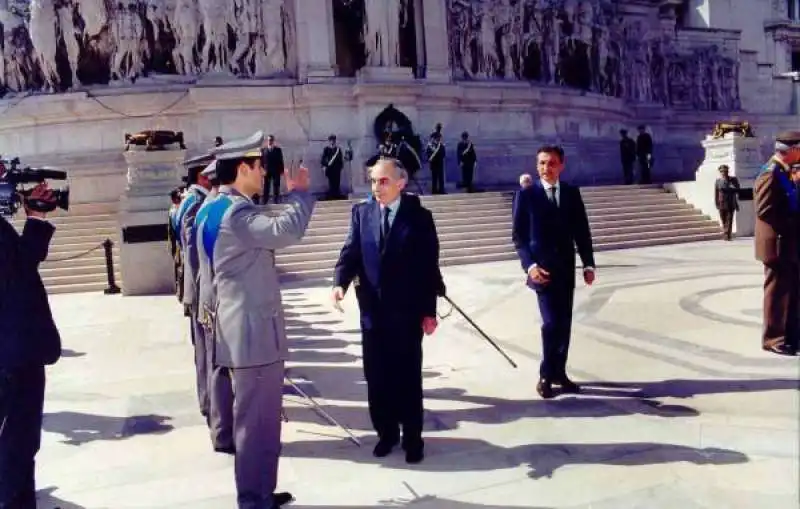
(35, 239), (798, 508)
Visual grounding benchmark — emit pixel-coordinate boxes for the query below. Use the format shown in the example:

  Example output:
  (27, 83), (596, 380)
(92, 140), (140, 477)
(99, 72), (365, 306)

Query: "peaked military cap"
(775, 130), (800, 150)
(200, 160), (217, 179)
(213, 131), (264, 161)
(183, 152), (214, 169)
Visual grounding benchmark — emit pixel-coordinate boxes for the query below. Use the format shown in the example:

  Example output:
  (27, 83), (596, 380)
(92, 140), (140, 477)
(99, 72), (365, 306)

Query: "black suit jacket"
(334, 193), (440, 329)
(0, 216), (61, 368)
(261, 146), (285, 175)
(512, 180), (595, 290)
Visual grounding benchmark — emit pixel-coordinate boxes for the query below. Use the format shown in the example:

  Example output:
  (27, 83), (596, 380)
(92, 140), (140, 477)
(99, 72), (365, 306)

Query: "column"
(118, 133), (186, 295)
(421, 0), (452, 82)
(293, 0), (337, 82)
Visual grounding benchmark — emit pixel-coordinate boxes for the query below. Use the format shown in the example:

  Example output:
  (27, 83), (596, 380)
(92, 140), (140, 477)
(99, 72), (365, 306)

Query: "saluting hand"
(287, 166), (310, 192)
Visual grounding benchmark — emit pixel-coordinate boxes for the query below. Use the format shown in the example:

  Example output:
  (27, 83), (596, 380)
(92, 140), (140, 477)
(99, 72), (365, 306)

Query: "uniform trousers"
(430, 163), (445, 195)
(231, 361), (284, 509)
(204, 324), (234, 449)
(0, 366), (45, 509)
(763, 261), (800, 350)
(362, 321), (424, 449)
(719, 209), (734, 239)
(191, 309), (209, 419)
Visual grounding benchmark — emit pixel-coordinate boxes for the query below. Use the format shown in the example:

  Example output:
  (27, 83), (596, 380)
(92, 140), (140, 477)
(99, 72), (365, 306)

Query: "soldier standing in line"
(193, 160), (236, 454)
(320, 134), (344, 199)
(426, 131), (446, 194)
(175, 153), (214, 421)
(202, 131), (315, 508)
(457, 131), (477, 192)
(714, 164), (740, 241)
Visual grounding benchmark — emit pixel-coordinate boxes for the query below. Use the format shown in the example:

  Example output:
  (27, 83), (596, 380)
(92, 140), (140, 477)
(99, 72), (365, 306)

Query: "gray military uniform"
(179, 183), (210, 418)
(195, 184), (235, 451)
(211, 132), (316, 509)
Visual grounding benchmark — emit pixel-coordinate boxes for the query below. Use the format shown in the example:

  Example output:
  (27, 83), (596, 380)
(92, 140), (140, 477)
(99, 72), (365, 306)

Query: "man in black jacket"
(332, 159), (441, 464)
(0, 183), (62, 508)
(260, 134), (285, 204)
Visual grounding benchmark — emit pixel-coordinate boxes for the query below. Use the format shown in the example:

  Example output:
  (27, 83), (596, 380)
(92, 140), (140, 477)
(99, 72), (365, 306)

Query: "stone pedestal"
(356, 66), (414, 82)
(690, 133), (763, 236)
(118, 147), (186, 295)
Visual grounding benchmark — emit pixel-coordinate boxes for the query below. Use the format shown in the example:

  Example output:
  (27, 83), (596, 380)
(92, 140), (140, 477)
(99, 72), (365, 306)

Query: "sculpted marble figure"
(30, 0), (61, 91)
(111, 2), (146, 81)
(172, 0), (201, 76)
(199, 0), (232, 73)
(363, 0), (404, 67)
(56, 0), (82, 88)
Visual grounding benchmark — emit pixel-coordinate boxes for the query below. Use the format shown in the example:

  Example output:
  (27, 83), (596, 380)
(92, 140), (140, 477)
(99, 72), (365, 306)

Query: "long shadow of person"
(35, 487), (87, 509)
(579, 378), (800, 399)
(42, 412), (174, 446)
(283, 436), (748, 479)
(59, 349), (86, 358)
(287, 500), (548, 509)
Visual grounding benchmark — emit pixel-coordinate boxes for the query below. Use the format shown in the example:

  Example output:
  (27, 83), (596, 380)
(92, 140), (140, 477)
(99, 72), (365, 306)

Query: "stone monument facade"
(0, 0), (797, 209)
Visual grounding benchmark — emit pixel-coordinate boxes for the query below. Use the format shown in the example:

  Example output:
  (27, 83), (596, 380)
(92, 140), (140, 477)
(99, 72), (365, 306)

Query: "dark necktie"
(549, 186), (558, 206)
(380, 206), (391, 250)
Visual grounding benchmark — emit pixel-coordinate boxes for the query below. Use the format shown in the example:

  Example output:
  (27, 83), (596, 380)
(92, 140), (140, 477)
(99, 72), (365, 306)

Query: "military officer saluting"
(192, 160), (236, 454)
(201, 131), (315, 509)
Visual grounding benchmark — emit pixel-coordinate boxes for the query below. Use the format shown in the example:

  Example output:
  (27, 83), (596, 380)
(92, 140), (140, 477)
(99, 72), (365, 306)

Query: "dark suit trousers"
(638, 155), (652, 184)
(0, 366), (45, 508)
(622, 161), (634, 185)
(535, 279), (576, 380)
(261, 172), (282, 204)
(719, 209), (734, 238)
(461, 163), (475, 190)
(430, 163), (445, 194)
(327, 169), (342, 198)
(362, 321), (424, 448)
(763, 261), (800, 350)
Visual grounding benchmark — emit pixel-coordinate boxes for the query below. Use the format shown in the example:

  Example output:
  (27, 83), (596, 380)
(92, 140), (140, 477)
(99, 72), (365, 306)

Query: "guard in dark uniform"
(379, 131), (398, 159)
(260, 134), (285, 205)
(456, 131), (477, 192)
(320, 135), (344, 199)
(754, 130), (800, 356)
(426, 132), (446, 194)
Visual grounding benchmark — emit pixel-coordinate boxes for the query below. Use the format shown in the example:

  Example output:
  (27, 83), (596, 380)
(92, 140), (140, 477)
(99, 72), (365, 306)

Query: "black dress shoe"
(405, 447), (424, 464)
(536, 379), (554, 399)
(555, 377), (580, 394)
(272, 492), (294, 507)
(373, 438), (399, 457)
(213, 444), (235, 455)
(763, 344), (798, 356)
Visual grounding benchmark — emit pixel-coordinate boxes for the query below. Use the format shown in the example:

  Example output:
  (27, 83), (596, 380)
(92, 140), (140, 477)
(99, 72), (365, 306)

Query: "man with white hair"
(332, 158), (442, 464)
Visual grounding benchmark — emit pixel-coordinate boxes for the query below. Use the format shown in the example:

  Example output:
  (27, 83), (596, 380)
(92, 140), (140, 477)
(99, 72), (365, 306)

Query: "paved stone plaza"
(36, 239), (798, 508)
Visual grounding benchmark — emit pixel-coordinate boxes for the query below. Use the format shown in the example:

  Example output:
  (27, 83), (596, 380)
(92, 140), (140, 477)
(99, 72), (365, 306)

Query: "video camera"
(0, 157), (70, 217)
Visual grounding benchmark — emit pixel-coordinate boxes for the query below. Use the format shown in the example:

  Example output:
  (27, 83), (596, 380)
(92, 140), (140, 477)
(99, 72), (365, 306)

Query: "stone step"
(41, 253), (120, 270)
(46, 240), (110, 256)
(40, 263), (122, 278)
(11, 213), (117, 227)
(45, 226), (119, 239)
(46, 281), (118, 295)
(40, 271), (121, 287)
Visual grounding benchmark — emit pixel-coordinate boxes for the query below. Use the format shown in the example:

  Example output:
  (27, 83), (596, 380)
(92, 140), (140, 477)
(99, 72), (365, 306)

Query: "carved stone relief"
(0, 0), (297, 96)
(333, 0), (419, 76)
(446, 0), (742, 111)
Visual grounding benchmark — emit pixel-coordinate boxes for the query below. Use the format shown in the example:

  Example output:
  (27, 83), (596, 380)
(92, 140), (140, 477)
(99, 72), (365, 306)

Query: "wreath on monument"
(125, 130), (187, 151)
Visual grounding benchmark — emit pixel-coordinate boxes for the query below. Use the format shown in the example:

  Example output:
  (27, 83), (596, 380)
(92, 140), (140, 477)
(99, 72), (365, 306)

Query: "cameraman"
(0, 183), (61, 508)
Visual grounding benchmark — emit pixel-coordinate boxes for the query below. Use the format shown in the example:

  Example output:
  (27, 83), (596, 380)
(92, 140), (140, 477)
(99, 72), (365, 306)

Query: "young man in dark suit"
(332, 158), (441, 464)
(0, 183), (62, 508)
(260, 134), (285, 204)
(512, 145), (596, 399)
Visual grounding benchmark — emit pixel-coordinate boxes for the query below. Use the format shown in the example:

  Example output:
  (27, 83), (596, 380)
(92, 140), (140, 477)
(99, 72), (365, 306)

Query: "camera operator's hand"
(24, 183), (53, 219)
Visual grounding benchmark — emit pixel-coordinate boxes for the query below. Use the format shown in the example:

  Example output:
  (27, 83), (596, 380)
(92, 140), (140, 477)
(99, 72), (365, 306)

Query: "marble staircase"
(10, 202), (121, 295)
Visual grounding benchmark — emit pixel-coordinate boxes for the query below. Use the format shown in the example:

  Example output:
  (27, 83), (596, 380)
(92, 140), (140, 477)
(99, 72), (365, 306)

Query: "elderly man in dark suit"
(332, 158), (442, 464)
(0, 183), (62, 508)
(512, 145), (596, 399)
(754, 130), (800, 356)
